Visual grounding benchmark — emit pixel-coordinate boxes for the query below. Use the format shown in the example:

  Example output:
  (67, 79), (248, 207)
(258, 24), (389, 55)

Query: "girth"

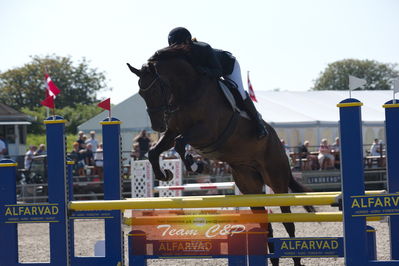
(196, 110), (240, 154)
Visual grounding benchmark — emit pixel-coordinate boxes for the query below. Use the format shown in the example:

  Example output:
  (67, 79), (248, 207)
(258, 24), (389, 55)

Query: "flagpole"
(43, 67), (50, 117)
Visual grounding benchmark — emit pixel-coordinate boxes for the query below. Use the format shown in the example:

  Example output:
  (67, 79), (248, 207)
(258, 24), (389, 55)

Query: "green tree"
(312, 59), (399, 91)
(0, 55), (110, 110)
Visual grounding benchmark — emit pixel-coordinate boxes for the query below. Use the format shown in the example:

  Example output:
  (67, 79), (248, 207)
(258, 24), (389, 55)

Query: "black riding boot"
(243, 97), (268, 139)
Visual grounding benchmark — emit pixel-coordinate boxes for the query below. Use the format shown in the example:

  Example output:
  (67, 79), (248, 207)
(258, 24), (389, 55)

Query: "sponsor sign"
(1, 203), (63, 223)
(130, 210), (268, 256)
(273, 237), (344, 257)
(350, 194), (399, 217)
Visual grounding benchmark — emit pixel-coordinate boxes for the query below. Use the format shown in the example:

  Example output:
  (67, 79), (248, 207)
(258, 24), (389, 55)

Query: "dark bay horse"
(127, 46), (314, 266)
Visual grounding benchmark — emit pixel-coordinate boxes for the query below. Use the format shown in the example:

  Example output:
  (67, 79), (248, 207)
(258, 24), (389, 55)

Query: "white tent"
(255, 90), (390, 126)
(253, 90), (392, 150)
(78, 90), (393, 154)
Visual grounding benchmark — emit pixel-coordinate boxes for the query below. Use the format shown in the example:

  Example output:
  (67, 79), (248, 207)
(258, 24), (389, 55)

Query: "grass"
(27, 134), (79, 152)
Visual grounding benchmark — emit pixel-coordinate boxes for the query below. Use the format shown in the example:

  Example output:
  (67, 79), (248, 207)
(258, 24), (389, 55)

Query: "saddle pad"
(218, 81), (249, 120)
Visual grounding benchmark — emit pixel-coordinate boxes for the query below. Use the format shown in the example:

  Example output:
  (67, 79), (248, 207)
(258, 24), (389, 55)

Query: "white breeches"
(226, 60), (247, 100)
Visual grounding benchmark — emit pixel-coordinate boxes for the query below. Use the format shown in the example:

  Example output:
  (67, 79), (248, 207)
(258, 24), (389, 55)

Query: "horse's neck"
(171, 76), (207, 104)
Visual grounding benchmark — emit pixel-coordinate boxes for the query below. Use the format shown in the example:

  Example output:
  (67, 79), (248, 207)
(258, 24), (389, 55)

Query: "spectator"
(76, 131), (86, 151)
(0, 135), (7, 160)
(297, 140), (317, 170)
(131, 143), (140, 160)
(331, 137), (340, 169)
(69, 142), (85, 176)
(85, 131), (98, 152)
(34, 144), (46, 156)
(94, 143), (103, 166)
(370, 138), (381, 156)
(133, 130), (151, 160)
(318, 139), (334, 170)
(83, 143), (94, 166)
(94, 143), (104, 178)
(298, 140), (310, 158)
(24, 145), (37, 169)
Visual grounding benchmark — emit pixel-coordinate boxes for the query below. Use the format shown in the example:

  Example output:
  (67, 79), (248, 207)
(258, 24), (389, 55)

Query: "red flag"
(247, 72), (257, 102)
(41, 95), (55, 109)
(45, 74), (60, 96)
(97, 98), (111, 110)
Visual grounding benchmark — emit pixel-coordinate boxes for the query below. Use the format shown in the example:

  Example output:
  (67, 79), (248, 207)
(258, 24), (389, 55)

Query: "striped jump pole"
(154, 182), (236, 192)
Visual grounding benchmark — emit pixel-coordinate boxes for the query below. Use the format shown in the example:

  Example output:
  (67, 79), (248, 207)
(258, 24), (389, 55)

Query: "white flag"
(349, 75), (367, 90)
(393, 78), (399, 94)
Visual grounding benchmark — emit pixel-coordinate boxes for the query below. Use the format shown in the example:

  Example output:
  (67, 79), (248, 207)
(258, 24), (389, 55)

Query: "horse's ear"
(126, 63), (141, 77)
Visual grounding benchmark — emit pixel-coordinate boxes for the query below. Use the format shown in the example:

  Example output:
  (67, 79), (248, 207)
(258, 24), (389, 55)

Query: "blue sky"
(1, 0), (398, 104)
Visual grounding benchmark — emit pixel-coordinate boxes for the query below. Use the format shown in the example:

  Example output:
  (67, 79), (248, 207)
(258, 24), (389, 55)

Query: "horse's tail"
(288, 173), (316, 213)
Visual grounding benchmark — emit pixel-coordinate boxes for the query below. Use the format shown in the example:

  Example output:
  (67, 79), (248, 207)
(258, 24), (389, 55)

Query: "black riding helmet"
(168, 27), (192, 45)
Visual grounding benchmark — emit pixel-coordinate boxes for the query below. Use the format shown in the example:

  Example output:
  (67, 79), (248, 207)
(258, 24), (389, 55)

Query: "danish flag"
(41, 74), (60, 109)
(247, 71), (257, 102)
(45, 74), (61, 97)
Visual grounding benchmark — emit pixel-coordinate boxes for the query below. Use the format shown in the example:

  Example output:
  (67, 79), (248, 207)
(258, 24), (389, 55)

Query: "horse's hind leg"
(280, 206), (303, 266)
(230, 165), (274, 265)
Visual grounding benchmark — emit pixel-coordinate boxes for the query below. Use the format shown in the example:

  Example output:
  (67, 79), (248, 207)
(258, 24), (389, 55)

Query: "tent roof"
(254, 90), (393, 126)
(78, 93), (151, 132)
(79, 90), (394, 131)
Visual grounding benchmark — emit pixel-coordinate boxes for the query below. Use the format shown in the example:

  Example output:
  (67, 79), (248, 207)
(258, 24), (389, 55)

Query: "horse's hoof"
(164, 169), (174, 181)
(156, 169), (174, 182)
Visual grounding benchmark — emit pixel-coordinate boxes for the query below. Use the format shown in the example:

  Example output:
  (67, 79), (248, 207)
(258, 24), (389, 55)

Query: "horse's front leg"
(148, 130), (177, 182)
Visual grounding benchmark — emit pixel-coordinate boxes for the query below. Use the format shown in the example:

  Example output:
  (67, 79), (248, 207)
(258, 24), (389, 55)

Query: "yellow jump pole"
(69, 194), (339, 211)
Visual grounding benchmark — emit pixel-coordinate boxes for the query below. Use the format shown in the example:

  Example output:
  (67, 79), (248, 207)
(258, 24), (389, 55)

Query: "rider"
(167, 27), (268, 139)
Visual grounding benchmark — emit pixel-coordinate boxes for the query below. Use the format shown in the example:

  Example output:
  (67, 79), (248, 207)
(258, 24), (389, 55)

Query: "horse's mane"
(149, 45), (192, 63)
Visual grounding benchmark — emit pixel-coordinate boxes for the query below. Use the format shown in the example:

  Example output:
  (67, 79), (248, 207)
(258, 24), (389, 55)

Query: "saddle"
(218, 78), (249, 119)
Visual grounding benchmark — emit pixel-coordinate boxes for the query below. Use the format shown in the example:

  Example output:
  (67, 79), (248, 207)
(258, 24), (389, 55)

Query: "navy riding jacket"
(189, 41), (236, 78)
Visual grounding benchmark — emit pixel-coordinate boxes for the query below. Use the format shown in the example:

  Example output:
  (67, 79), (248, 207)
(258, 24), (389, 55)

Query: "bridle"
(139, 71), (178, 116)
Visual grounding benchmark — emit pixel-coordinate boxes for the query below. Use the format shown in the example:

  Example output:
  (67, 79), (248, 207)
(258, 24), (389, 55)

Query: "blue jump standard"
(1, 98), (399, 265)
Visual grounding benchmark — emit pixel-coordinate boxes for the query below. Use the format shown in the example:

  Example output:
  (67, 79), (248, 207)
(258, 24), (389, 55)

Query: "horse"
(127, 45), (314, 266)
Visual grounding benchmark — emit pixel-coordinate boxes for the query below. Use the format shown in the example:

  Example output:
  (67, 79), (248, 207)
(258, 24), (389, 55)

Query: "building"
(0, 103), (32, 158)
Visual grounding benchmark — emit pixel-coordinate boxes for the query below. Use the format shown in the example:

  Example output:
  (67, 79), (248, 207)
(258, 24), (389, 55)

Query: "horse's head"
(127, 62), (169, 132)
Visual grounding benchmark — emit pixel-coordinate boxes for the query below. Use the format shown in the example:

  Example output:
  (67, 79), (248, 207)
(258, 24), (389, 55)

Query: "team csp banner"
(129, 209), (269, 256)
